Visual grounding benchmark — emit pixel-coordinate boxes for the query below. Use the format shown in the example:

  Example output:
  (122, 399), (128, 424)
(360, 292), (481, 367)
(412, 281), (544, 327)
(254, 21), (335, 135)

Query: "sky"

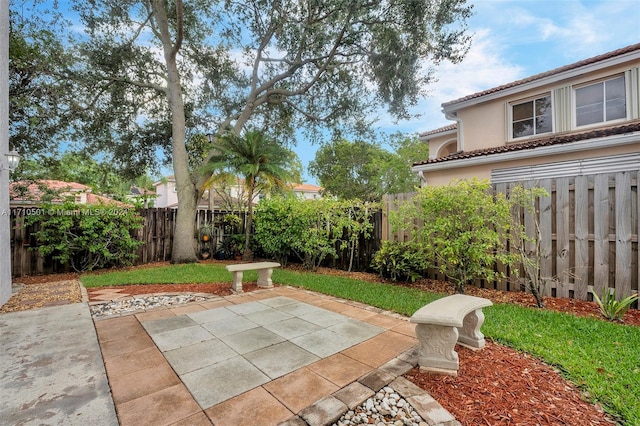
(296, 0), (640, 185)
(16, 0), (640, 185)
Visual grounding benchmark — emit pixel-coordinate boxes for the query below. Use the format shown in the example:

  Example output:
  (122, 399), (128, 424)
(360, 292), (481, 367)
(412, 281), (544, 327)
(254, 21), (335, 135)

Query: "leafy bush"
(25, 201), (143, 271)
(592, 289), (639, 321)
(393, 179), (515, 293)
(254, 196), (378, 270)
(371, 240), (428, 282)
(253, 196), (299, 265)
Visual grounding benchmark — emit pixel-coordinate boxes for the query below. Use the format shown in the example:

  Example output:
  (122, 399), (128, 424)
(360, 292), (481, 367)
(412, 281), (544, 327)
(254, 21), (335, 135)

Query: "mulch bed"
(4, 262), (638, 425)
(405, 341), (615, 425)
(0, 280), (82, 313)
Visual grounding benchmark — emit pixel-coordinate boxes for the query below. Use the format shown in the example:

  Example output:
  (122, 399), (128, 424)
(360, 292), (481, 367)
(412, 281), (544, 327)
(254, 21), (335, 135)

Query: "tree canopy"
(204, 129), (300, 259)
(309, 134), (428, 200)
(9, 2), (73, 157)
(10, 0), (473, 262)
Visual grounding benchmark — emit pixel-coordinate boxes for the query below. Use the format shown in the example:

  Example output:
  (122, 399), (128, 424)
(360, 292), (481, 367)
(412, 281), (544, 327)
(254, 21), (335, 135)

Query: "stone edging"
(282, 347), (460, 426)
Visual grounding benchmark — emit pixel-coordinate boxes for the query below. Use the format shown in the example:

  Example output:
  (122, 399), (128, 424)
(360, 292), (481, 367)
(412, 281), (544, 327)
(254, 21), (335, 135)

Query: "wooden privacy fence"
(10, 208), (247, 277)
(10, 207), (382, 276)
(383, 171), (639, 303)
(136, 208), (248, 265)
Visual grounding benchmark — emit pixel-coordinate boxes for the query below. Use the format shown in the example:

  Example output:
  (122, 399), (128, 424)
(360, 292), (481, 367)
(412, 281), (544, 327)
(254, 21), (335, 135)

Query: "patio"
(94, 286), (455, 425)
(1, 281), (460, 425)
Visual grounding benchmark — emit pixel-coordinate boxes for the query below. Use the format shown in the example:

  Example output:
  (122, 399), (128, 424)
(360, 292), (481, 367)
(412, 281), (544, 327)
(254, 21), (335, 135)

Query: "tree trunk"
(242, 178), (255, 261)
(152, 0), (198, 264)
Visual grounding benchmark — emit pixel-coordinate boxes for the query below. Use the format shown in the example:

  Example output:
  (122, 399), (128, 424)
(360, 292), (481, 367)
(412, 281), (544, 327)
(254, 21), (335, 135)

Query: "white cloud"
(431, 29), (524, 101)
(374, 28), (525, 134)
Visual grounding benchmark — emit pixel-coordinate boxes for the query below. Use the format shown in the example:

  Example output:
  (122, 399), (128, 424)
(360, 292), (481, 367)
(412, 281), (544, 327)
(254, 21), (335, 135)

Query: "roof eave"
(411, 131), (640, 173)
(442, 49), (640, 113)
(418, 128), (457, 141)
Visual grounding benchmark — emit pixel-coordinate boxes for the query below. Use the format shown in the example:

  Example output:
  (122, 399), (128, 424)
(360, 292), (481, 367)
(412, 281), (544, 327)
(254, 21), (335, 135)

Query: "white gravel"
(333, 386), (427, 426)
(90, 294), (208, 317)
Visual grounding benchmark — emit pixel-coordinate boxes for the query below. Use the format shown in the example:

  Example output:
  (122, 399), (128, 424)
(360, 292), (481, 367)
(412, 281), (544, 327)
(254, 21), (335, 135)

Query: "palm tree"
(204, 130), (300, 260)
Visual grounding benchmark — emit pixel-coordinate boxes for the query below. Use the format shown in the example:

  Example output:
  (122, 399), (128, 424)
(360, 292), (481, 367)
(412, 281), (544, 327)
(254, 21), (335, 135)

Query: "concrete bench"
(225, 262), (281, 293)
(410, 294), (492, 376)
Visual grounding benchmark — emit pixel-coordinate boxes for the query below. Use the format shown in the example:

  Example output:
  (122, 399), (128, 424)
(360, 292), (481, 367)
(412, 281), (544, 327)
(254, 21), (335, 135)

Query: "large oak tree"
(66, 0), (472, 263)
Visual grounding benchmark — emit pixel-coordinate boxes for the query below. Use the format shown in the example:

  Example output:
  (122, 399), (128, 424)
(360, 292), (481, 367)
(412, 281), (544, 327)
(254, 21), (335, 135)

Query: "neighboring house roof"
(10, 180), (132, 207)
(418, 124), (458, 138)
(443, 43), (640, 108)
(413, 120), (640, 166)
(10, 180), (91, 204)
(293, 183), (323, 192)
(130, 186), (156, 196)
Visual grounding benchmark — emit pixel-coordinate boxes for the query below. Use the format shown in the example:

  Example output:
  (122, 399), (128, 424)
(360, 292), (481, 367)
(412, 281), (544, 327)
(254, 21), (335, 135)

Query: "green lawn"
(80, 263), (640, 425)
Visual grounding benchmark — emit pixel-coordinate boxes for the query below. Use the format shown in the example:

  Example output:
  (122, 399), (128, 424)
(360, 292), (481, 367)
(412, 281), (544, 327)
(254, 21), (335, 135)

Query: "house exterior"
(412, 43), (640, 185)
(9, 180), (130, 207)
(153, 175), (255, 209)
(292, 183), (323, 199)
(153, 176), (323, 208)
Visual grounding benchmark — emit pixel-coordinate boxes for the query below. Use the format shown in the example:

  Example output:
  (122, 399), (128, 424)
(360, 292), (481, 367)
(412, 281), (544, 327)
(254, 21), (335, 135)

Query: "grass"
(80, 263), (640, 425)
(80, 263), (259, 287)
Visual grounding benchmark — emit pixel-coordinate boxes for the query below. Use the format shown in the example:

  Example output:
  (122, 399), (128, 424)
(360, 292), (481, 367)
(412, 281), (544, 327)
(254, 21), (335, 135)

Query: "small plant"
(199, 222), (216, 241)
(592, 288), (639, 321)
(221, 214), (241, 231)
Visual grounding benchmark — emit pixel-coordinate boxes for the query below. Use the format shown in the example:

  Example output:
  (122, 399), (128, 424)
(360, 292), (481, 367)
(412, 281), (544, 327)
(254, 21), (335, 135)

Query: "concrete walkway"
(0, 303), (118, 425)
(1, 285), (460, 426)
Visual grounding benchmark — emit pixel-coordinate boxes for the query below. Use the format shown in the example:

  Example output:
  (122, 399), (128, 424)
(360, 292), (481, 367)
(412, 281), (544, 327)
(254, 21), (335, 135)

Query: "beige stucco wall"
(448, 61), (639, 152)
(418, 54), (640, 186)
(420, 132), (457, 159)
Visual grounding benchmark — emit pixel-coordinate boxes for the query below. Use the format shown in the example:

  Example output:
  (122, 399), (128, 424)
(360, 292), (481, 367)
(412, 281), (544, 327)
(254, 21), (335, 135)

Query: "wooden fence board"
(494, 182), (508, 291)
(539, 179), (553, 297)
(555, 177), (571, 298)
(615, 172), (632, 299)
(593, 174), (609, 298)
(574, 175), (589, 300)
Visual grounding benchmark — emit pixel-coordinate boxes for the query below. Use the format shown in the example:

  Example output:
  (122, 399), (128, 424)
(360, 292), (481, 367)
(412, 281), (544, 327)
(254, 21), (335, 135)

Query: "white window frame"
(508, 93), (553, 141)
(573, 74), (628, 129)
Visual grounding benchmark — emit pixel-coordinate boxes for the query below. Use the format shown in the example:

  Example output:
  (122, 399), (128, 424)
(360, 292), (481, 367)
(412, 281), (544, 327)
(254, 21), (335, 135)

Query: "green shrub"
(254, 196), (378, 270)
(371, 240), (428, 282)
(25, 201), (143, 271)
(394, 179), (516, 293)
(254, 196), (299, 264)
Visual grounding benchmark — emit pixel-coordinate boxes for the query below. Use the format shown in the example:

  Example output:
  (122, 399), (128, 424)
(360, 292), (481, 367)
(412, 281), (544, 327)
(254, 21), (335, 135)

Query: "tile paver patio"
(93, 286), (460, 425)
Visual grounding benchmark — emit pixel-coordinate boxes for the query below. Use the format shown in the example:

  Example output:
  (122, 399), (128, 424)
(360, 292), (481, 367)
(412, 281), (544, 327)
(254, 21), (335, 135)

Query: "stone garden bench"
(410, 294), (492, 376)
(225, 262), (281, 293)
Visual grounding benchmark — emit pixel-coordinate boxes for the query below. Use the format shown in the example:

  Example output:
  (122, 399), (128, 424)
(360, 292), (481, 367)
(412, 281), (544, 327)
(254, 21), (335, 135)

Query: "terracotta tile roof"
(10, 180), (132, 207)
(418, 123), (458, 138)
(443, 43), (640, 108)
(293, 183), (323, 192)
(86, 193), (133, 208)
(413, 120), (640, 166)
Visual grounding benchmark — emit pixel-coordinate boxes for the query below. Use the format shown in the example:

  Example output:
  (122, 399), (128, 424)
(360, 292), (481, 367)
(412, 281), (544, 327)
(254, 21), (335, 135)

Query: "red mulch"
(405, 341), (615, 425)
(11, 262), (638, 425)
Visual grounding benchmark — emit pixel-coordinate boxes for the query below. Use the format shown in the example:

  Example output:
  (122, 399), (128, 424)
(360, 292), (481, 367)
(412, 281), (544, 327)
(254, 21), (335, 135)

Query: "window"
(575, 75), (626, 127)
(511, 95), (552, 139)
